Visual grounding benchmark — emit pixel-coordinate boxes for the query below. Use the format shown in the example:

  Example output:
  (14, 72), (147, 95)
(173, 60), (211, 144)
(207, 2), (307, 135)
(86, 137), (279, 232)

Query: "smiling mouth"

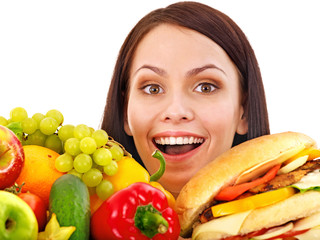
(154, 136), (204, 155)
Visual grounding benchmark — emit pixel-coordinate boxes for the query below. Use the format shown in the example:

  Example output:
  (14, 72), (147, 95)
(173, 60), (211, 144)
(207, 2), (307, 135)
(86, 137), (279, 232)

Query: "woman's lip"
(154, 136), (204, 145)
(152, 131), (204, 138)
(154, 142), (203, 162)
(152, 131), (205, 162)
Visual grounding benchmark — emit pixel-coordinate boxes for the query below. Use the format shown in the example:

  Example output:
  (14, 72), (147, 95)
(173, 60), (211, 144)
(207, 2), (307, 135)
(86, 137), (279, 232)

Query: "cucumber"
(49, 174), (90, 240)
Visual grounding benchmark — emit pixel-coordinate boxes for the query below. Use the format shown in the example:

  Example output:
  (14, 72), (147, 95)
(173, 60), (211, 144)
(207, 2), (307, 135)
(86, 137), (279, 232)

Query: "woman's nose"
(160, 94), (194, 123)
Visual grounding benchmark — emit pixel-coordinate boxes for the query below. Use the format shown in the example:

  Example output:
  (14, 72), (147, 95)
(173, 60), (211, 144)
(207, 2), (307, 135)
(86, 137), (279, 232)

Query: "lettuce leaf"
(6, 122), (23, 141)
(292, 185), (320, 193)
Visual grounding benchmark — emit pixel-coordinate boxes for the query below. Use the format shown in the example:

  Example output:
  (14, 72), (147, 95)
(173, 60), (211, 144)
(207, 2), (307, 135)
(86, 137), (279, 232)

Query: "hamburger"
(175, 132), (320, 239)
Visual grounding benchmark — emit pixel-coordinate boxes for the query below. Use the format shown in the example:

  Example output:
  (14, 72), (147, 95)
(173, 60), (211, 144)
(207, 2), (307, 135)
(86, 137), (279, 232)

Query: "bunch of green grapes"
(56, 123), (124, 200)
(0, 107), (125, 200)
(0, 107), (64, 153)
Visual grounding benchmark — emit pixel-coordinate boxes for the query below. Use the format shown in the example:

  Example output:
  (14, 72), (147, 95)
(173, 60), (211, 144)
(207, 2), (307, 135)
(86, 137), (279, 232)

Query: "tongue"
(165, 144), (195, 155)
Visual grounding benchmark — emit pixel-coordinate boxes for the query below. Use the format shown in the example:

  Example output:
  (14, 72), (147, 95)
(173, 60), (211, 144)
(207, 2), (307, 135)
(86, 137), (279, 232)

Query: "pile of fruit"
(0, 107), (180, 240)
(1, 107), (125, 201)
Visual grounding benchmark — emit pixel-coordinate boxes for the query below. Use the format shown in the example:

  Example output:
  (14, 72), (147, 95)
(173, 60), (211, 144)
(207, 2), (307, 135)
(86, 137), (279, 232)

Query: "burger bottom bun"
(193, 191), (320, 240)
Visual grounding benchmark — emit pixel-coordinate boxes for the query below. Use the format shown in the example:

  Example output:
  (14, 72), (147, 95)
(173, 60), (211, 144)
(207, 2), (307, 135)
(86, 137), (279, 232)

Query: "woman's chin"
(158, 170), (196, 197)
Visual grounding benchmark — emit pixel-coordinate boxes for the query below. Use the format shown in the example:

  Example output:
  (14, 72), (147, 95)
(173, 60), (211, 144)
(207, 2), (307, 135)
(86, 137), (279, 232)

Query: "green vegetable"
(291, 169), (320, 193)
(149, 150), (166, 182)
(49, 174), (90, 240)
(6, 122), (23, 141)
(292, 185), (320, 193)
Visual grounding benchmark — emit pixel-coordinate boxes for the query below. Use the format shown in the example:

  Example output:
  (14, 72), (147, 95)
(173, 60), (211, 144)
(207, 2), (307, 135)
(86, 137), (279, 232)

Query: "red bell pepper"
(90, 182), (180, 240)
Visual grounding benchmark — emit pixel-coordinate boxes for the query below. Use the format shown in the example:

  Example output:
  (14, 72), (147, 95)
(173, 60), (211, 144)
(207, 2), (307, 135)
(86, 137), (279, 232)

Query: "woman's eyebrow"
(186, 64), (226, 77)
(133, 65), (167, 77)
(133, 63), (225, 77)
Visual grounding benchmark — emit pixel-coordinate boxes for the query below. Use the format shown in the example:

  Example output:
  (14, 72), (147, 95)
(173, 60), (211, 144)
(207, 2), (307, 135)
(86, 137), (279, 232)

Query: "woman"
(101, 1), (269, 197)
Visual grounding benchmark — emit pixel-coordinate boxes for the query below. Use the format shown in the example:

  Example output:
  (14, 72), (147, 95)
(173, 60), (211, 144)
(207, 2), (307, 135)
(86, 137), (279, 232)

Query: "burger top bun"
(175, 131), (317, 236)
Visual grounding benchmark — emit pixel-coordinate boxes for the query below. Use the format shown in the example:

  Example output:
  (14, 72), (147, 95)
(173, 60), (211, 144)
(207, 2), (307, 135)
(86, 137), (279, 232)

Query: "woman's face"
(124, 24), (247, 196)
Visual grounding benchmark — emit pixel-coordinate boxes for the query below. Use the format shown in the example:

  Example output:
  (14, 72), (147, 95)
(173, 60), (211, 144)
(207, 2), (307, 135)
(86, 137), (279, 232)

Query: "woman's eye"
(195, 82), (216, 93)
(143, 84), (163, 94)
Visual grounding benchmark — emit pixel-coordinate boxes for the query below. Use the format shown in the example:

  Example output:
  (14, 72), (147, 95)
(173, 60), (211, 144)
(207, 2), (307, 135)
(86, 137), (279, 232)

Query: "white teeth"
(154, 136), (204, 145)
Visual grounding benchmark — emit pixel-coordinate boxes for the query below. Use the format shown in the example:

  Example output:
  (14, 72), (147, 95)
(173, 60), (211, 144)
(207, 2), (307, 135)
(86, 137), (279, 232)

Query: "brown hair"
(101, 1), (270, 165)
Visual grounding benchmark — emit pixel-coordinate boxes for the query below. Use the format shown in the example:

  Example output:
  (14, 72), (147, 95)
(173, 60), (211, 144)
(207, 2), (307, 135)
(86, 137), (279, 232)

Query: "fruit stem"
(5, 218), (16, 230)
(4, 182), (25, 194)
(134, 204), (168, 238)
(0, 146), (10, 158)
(150, 150), (166, 182)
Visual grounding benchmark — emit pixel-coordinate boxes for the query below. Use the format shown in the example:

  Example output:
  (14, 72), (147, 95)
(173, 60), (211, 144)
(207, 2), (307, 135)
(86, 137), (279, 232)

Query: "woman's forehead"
(130, 24), (237, 75)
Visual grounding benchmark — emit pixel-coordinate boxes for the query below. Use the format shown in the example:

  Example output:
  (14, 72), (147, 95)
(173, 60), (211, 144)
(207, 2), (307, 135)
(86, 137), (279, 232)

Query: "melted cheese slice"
(253, 222), (293, 239)
(278, 155), (308, 175)
(235, 146), (305, 185)
(294, 211), (320, 231)
(192, 210), (252, 240)
(296, 226), (320, 240)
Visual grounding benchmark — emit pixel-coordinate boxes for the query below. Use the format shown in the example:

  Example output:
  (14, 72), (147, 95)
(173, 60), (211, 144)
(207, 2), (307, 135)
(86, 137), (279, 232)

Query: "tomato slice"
(211, 187), (296, 217)
(246, 228), (269, 238)
(215, 164), (281, 201)
(222, 228), (309, 240)
(267, 228), (310, 239)
(221, 236), (244, 240)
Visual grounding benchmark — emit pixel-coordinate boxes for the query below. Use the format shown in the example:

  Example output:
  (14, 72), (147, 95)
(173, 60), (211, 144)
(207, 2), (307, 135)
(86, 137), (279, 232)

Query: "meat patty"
(249, 159), (320, 194)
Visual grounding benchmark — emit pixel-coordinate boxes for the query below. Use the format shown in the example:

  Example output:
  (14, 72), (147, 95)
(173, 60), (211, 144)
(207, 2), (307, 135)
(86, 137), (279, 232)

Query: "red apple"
(0, 125), (25, 189)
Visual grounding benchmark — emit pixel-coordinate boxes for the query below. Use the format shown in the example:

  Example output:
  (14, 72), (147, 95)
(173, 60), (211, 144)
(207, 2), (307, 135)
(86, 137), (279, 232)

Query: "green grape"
(32, 113), (45, 127)
(67, 169), (83, 178)
(39, 117), (59, 135)
(45, 134), (63, 153)
(96, 179), (114, 200)
(82, 168), (102, 187)
(21, 117), (37, 134)
(58, 124), (74, 142)
(74, 124), (91, 139)
(24, 129), (47, 146)
(10, 107), (28, 122)
(80, 137), (97, 154)
(92, 129), (109, 148)
(103, 160), (118, 176)
(93, 148), (112, 166)
(55, 153), (74, 172)
(46, 109), (64, 126)
(0, 116), (8, 126)
(73, 153), (92, 173)
(109, 144), (124, 161)
(64, 138), (81, 156)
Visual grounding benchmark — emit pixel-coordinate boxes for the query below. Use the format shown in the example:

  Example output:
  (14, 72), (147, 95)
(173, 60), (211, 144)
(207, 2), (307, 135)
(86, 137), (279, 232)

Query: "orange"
(16, 145), (64, 208)
(90, 193), (104, 214)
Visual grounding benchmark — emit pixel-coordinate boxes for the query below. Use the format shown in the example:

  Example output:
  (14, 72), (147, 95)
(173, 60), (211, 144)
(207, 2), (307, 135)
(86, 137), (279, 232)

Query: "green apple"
(0, 190), (38, 240)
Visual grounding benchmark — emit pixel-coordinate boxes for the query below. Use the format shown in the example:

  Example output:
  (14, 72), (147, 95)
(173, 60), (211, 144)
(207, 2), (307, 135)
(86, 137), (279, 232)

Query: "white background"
(1, 1), (320, 143)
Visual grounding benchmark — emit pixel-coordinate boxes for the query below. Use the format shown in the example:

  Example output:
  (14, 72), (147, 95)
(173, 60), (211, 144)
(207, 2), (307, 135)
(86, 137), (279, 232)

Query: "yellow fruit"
(16, 145), (64, 207)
